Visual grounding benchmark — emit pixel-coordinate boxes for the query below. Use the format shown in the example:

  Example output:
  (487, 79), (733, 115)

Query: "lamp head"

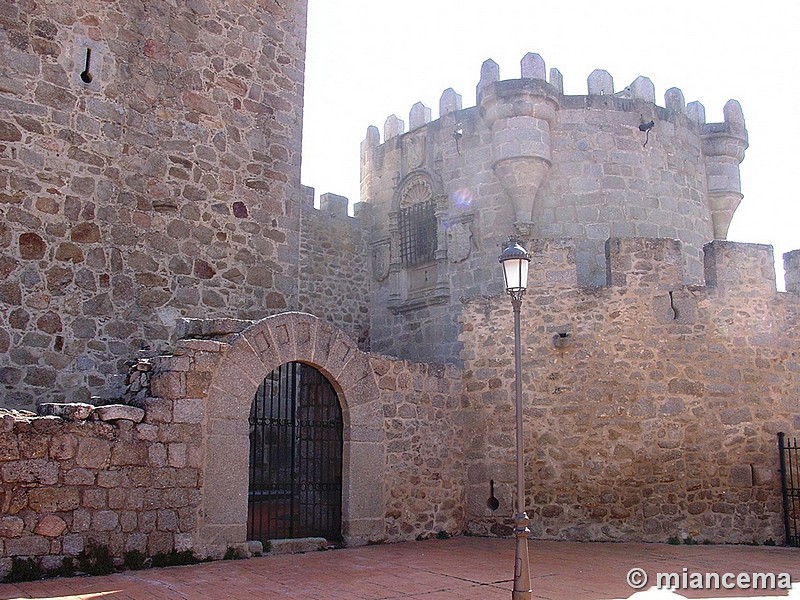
(498, 236), (530, 299)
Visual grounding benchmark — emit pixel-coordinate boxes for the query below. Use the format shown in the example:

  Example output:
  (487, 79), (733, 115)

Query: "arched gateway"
(196, 313), (385, 553)
(247, 361), (343, 542)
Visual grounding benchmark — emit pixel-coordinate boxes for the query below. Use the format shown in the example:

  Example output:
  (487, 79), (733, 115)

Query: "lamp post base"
(512, 511), (532, 600)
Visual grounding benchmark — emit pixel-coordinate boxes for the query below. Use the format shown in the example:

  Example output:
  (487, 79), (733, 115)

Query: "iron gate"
(778, 432), (799, 547)
(248, 362), (343, 543)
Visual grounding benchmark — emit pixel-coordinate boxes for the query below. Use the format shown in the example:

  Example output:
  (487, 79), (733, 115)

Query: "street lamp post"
(498, 236), (532, 600)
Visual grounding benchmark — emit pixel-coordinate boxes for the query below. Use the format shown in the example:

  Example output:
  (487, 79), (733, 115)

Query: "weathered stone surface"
(0, 0), (309, 406)
(34, 514), (67, 537)
(269, 537), (327, 555)
(93, 404), (145, 423)
(0, 121), (23, 142)
(19, 232), (46, 259)
(4, 535), (50, 557)
(37, 402), (94, 421)
(27, 487), (80, 512)
(0, 516), (24, 538)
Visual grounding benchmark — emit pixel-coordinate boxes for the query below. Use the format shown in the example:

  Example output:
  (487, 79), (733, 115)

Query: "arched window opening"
(399, 178), (437, 267)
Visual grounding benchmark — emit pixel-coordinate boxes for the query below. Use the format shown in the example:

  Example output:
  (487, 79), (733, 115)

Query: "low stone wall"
(0, 398), (203, 577)
(0, 313), (467, 578)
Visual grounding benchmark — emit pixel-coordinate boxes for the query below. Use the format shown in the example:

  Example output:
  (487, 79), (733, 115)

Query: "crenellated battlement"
(363, 52), (745, 147)
(519, 237), (796, 295)
(300, 184), (370, 221)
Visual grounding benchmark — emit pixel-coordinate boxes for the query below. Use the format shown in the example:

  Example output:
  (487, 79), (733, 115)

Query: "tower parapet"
(704, 240), (776, 293)
(785, 250), (800, 293)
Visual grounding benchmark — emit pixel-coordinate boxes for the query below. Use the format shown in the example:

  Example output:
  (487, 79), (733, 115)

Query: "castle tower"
(0, 1), (308, 407)
(360, 53), (748, 364)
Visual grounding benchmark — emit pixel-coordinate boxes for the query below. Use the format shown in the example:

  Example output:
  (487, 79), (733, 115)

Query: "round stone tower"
(360, 52), (747, 363)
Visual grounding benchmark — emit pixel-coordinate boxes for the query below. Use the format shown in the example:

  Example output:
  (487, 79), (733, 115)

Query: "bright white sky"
(301, 0), (799, 285)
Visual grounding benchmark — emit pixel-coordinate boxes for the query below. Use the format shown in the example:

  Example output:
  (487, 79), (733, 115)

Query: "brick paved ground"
(1, 537), (798, 599)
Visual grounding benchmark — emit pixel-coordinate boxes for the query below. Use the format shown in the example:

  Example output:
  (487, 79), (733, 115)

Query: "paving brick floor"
(1, 537), (798, 600)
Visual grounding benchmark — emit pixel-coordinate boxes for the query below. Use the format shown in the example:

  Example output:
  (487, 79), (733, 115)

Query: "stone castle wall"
(298, 189), (371, 349)
(375, 356), (465, 540)
(0, 0), (308, 408)
(460, 238), (799, 544)
(0, 314), (466, 576)
(360, 53), (747, 365)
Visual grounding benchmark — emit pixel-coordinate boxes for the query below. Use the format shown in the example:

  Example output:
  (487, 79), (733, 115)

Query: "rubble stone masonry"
(0, 0), (308, 407)
(460, 238), (799, 543)
(0, 313), (466, 576)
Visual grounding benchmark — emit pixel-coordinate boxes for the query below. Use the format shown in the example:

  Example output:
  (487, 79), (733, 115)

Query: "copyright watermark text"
(627, 567), (792, 591)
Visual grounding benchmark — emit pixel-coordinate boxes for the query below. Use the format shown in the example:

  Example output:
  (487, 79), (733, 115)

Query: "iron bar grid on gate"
(248, 362), (343, 543)
(778, 432), (800, 547)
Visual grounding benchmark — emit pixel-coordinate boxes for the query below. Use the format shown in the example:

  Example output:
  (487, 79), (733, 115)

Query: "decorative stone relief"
(446, 222), (472, 263)
(371, 240), (390, 281)
(399, 177), (432, 208)
(404, 135), (426, 171)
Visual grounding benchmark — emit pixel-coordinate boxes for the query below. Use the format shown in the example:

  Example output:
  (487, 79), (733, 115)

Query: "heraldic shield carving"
(371, 241), (390, 281)
(404, 135), (426, 171)
(446, 222), (472, 263)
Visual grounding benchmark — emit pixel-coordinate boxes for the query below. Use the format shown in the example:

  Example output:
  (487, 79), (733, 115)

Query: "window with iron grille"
(399, 199), (437, 267)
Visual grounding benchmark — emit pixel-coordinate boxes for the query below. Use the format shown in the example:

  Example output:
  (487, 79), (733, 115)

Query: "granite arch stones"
(198, 312), (384, 552)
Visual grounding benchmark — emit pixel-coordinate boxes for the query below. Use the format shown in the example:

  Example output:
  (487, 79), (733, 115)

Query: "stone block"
(4, 535), (51, 556)
(28, 487), (80, 512)
(174, 532), (194, 552)
(94, 404), (145, 423)
(383, 114), (404, 140)
(0, 434), (19, 460)
(520, 52), (546, 80)
(1, 459), (58, 484)
(185, 372), (211, 398)
(150, 371), (185, 399)
(588, 69), (613, 96)
(269, 537), (327, 554)
(224, 332), (273, 380)
(76, 437), (111, 469)
(173, 398), (204, 424)
(48, 433), (77, 460)
(168, 443), (187, 468)
(62, 533), (85, 556)
(606, 237), (683, 288)
(147, 531), (174, 556)
(63, 468), (95, 485)
(34, 514), (67, 537)
(703, 240), (776, 292)
(202, 433), (249, 528)
(783, 249), (800, 293)
(342, 517), (386, 545)
(93, 510), (119, 531)
(37, 402), (94, 420)
(142, 397), (173, 424)
(320, 193), (349, 217)
(344, 441), (385, 522)
(0, 516), (24, 538)
(439, 88), (462, 117)
(124, 532), (147, 553)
